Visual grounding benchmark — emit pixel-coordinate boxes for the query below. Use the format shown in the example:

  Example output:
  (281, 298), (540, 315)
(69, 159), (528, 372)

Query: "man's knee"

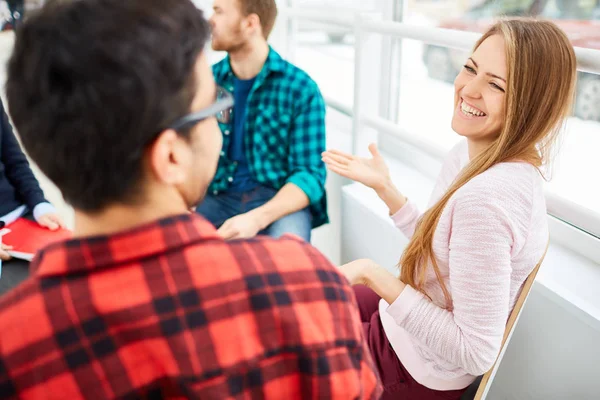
(265, 208), (312, 242)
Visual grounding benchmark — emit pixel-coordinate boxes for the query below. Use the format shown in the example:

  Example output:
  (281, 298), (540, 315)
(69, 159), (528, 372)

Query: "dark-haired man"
(0, 0), (381, 398)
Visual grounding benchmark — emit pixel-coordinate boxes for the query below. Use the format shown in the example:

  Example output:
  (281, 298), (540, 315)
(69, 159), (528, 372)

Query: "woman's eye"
(490, 82), (505, 92)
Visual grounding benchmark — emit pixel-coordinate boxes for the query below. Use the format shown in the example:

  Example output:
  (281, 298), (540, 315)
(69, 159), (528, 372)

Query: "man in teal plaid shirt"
(197, 0), (328, 242)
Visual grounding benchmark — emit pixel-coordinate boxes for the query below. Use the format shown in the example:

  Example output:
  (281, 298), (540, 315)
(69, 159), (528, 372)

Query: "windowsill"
(342, 150), (600, 331)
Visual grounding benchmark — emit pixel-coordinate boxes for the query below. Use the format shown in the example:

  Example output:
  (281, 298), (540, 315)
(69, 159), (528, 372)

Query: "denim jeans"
(196, 185), (312, 242)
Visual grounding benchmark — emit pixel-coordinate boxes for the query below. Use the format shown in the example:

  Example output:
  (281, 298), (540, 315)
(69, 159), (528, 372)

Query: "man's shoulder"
(276, 59), (319, 91)
(226, 234), (330, 267)
(263, 60), (323, 113)
(209, 235), (346, 286)
(212, 57), (230, 80)
(278, 59), (312, 80)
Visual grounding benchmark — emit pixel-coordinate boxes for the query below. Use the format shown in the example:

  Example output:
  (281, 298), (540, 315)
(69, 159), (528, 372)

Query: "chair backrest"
(473, 241), (549, 400)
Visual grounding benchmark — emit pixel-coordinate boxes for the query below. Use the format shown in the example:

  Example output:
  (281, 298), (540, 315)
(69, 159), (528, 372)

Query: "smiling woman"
(452, 34), (507, 155)
(322, 19), (578, 399)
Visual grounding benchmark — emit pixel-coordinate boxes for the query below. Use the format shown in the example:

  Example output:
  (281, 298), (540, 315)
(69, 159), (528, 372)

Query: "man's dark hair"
(6, 0), (210, 211)
(239, 0), (278, 39)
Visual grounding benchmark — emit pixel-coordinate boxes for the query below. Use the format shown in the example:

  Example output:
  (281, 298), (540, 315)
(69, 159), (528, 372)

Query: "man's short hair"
(6, 0), (210, 211)
(239, 0), (278, 39)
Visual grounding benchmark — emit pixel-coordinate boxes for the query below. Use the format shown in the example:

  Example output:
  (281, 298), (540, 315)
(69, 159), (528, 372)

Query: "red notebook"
(1, 218), (72, 261)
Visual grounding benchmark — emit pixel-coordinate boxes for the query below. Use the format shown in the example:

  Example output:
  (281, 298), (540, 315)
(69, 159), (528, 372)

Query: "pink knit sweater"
(379, 140), (549, 390)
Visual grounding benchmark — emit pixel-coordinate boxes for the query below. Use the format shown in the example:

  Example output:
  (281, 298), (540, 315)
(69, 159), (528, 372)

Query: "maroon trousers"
(354, 285), (467, 400)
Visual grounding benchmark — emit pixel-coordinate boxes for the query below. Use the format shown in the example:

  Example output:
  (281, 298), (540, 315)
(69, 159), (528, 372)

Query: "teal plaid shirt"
(210, 48), (328, 228)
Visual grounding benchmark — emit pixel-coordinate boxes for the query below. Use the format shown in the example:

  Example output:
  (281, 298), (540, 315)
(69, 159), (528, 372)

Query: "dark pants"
(197, 185), (312, 242)
(0, 258), (29, 296)
(354, 285), (467, 400)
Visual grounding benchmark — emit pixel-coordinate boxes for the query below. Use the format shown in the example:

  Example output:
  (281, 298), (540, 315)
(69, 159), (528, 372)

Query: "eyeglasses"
(168, 86), (234, 131)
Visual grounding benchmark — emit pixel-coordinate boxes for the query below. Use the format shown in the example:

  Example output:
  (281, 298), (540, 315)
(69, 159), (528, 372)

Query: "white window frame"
(279, 4), (600, 261)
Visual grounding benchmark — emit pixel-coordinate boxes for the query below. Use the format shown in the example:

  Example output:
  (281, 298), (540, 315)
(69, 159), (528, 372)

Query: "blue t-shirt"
(227, 77), (259, 192)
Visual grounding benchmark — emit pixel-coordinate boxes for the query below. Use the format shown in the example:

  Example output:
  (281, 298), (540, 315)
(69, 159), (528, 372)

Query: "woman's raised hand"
(322, 143), (390, 191)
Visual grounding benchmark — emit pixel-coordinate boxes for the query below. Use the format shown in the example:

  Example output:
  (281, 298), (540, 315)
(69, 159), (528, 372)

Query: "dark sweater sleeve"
(0, 100), (47, 210)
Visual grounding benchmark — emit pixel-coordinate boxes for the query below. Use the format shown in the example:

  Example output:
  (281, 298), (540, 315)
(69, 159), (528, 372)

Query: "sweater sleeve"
(386, 187), (517, 376)
(390, 140), (468, 240)
(0, 101), (47, 210)
(390, 200), (422, 239)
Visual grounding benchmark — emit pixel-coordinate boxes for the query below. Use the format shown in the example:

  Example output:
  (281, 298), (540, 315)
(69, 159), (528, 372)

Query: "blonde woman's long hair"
(399, 19), (577, 309)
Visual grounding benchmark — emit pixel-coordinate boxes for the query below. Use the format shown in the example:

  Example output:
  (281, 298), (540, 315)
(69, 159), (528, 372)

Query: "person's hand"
(323, 143), (407, 215)
(0, 243), (13, 261)
(322, 143), (391, 191)
(339, 259), (405, 304)
(37, 213), (65, 231)
(338, 258), (379, 286)
(217, 212), (263, 240)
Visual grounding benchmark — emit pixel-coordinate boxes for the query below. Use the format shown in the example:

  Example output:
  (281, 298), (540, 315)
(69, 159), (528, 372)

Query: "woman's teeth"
(460, 101), (486, 117)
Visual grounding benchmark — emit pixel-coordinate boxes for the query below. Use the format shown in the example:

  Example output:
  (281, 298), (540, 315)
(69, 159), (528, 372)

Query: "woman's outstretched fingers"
(327, 164), (350, 177)
(322, 156), (350, 172)
(323, 151), (352, 166)
(323, 149), (354, 160)
(368, 143), (381, 158)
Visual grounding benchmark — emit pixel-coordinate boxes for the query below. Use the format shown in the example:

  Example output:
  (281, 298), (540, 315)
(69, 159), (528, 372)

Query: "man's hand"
(37, 213), (65, 231)
(0, 243), (13, 261)
(217, 211), (264, 240)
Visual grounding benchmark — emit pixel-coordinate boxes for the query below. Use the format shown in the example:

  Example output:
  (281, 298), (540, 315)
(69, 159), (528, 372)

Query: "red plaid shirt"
(0, 214), (382, 399)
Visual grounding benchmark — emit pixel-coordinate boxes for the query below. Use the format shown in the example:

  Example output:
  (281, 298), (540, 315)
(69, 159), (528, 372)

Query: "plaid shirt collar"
(31, 214), (220, 278)
(217, 46), (286, 87)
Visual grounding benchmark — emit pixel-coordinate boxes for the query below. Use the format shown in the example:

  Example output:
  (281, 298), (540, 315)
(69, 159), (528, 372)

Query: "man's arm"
(254, 88), (327, 226)
(0, 101), (47, 211)
(251, 182), (309, 228)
